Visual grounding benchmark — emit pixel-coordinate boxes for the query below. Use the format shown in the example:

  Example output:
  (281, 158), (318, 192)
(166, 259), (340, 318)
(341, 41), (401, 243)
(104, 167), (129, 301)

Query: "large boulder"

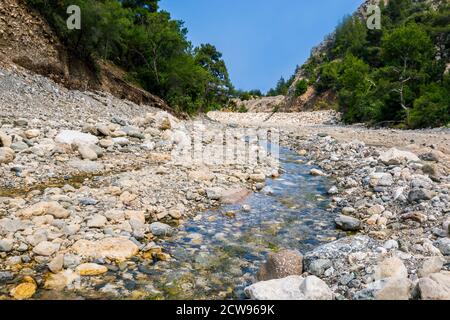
(379, 148), (420, 165)
(245, 275), (333, 300)
(257, 249), (303, 281)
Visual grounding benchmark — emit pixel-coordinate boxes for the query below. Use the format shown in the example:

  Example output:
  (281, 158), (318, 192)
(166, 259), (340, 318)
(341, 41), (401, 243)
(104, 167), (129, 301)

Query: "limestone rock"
(418, 272), (450, 300)
(379, 148), (420, 165)
(71, 237), (139, 261)
(257, 249), (303, 281)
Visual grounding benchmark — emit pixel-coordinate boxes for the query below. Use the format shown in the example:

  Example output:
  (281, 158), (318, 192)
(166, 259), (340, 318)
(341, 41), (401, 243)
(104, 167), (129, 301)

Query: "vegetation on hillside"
(279, 0), (450, 128)
(26, 0), (233, 114)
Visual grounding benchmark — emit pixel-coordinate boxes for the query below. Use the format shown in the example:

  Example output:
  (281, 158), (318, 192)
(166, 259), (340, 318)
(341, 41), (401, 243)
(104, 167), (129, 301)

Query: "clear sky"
(159, 0), (363, 93)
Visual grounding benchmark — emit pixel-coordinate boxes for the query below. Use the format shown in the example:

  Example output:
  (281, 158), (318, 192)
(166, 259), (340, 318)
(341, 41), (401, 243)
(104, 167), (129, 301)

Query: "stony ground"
(0, 66), (278, 300)
(211, 111), (450, 300)
(0, 64), (449, 300)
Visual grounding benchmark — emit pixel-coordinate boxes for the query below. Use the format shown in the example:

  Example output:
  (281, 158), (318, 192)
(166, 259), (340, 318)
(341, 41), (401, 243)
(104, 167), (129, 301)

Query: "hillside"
(278, 0), (450, 129)
(0, 0), (172, 113)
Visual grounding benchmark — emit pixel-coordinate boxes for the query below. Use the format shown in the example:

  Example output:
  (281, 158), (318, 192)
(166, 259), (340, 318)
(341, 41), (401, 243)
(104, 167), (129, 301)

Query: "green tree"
(382, 23), (435, 117)
(332, 15), (367, 58)
(294, 79), (308, 96)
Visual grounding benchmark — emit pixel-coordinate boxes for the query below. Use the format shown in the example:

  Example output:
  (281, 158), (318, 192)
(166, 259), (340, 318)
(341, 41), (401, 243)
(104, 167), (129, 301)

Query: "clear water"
(145, 145), (343, 299)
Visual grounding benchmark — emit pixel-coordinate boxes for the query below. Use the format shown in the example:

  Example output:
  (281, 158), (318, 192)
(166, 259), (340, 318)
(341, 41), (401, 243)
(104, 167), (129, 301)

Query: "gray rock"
(149, 222), (174, 237)
(0, 239), (14, 252)
(369, 172), (393, 187)
(11, 141), (29, 152)
(304, 235), (374, 267)
(306, 259), (332, 276)
(335, 215), (361, 231)
(417, 272), (450, 300)
(408, 189), (435, 202)
(0, 147), (15, 164)
(434, 238), (450, 256)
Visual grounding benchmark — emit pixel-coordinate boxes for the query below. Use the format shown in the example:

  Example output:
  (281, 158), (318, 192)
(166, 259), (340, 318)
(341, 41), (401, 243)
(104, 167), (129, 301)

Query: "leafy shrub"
(294, 79), (308, 96)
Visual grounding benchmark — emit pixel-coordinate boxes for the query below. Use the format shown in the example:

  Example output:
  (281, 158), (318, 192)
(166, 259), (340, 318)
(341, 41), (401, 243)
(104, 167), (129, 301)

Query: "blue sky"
(159, 0), (363, 93)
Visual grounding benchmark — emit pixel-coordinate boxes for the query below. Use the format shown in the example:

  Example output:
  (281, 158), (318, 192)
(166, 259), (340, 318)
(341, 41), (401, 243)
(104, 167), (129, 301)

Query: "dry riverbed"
(0, 65), (449, 300)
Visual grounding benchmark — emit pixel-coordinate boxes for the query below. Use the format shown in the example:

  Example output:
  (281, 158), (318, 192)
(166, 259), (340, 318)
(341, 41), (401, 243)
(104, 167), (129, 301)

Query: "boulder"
(71, 237), (139, 261)
(417, 272), (450, 300)
(257, 249), (303, 281)
(149, 222), (174, 237)
(354, 277), (411, 300)
(55, 130), (98, 146)
(374, 257), (408, 281)
(379, 148), (420, 165)
(77, 144), (98, 160)
(245, 275), (333, 300)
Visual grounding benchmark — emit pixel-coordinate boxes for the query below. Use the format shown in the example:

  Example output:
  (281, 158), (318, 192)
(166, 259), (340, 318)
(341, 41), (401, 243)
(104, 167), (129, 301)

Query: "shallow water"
(146, 145), (343, 299)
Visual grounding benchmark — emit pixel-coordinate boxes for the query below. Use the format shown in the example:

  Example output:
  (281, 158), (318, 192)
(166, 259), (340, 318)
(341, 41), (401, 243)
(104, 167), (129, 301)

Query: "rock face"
(335, 215), (361, 231)
(257, 249), (303, 281)
(379, 148), (420, 165)
(417, 272), (450, 300)
(71, 237), (139, 261)
(245, 275), (333, 300)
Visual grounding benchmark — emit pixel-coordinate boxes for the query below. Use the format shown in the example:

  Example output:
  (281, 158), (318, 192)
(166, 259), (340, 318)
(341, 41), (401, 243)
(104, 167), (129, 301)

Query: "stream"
(145, 145), (344, 299)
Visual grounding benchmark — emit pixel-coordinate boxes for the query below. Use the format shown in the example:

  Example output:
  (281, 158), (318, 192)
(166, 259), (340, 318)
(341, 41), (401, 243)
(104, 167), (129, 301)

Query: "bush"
(238, 105), (248, 113)
(294, 79), (308, 96)
(409, 80), (450, 128)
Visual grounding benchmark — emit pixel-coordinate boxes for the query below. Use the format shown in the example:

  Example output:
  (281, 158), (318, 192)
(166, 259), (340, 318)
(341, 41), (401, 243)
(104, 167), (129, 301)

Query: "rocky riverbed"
(1, 65), (449, 300)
